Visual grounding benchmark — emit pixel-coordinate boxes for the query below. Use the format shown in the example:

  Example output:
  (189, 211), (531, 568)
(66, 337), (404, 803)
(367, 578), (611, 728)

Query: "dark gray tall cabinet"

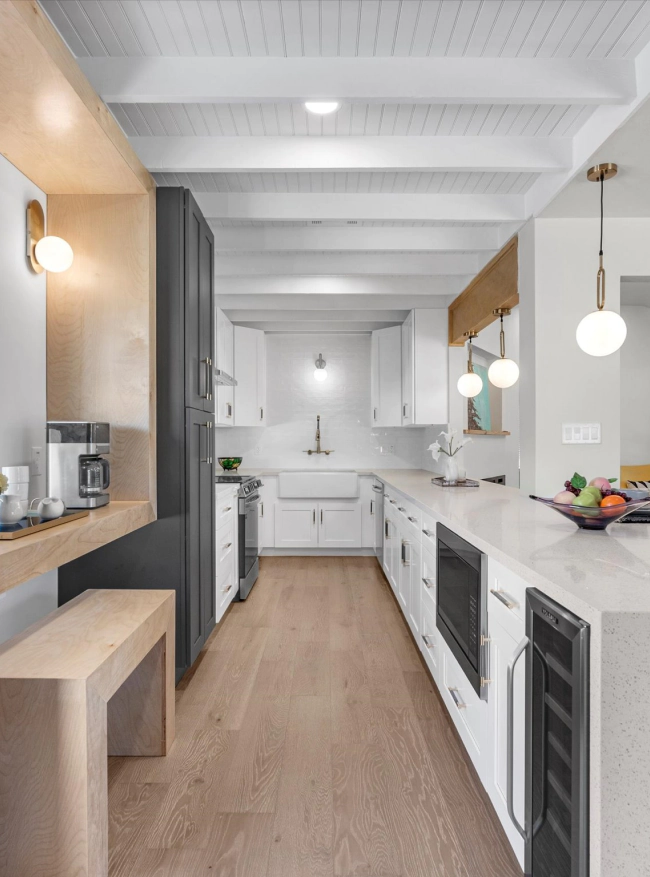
(58, 187), (216, 680)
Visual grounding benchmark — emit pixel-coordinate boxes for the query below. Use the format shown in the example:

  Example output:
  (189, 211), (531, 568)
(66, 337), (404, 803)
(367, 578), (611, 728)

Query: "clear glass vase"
(442, 455), (459, 485)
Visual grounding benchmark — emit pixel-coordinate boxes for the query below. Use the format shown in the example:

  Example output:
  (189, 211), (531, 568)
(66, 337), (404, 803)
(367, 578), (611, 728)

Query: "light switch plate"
(562, 423), (601, 444)
(31, 446), (43, 476)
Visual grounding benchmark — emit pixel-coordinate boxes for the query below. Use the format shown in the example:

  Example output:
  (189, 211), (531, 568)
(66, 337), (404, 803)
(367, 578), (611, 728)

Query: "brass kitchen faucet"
(304, 414), (334, 455)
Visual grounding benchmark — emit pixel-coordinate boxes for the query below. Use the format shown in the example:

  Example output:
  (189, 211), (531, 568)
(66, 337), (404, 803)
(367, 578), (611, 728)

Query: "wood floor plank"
(144, 727), (235, 850)
(108, 783), (169, 877)
(267, 695), (333, 877)
(132, 813), (275, 876)
(212, 697), (290, 814)
(291, 641), (331, 696)
(332, 742), (401, 877)
(330, 579), (363, 651)
(330, 648), (376, 745)
(402, 671), (439, 719)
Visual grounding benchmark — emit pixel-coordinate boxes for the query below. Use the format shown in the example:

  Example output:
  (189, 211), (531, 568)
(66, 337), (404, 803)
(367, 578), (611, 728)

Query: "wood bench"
(0, 588), (175, 877)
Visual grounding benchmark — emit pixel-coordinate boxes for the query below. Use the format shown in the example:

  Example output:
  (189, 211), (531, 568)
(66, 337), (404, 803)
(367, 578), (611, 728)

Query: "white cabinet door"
(258, 477), (276, 550)
(215, 307), (234, 427)
(234, 326), (266, 427)
(275, 502), (318, 548)
(371, 326), (402, 427)
(360, 477), (375, 548)
(486, 615), (526, 866)
(318, 502), (362, 548)
(408, 539), (422, 640)
(401, 312), (414, 426)
(397, 531), (410, 613)
(388, 518), (399, 594)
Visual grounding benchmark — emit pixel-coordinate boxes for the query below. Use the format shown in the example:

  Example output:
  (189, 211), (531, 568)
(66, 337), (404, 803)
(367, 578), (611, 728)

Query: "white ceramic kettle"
(37, 497), (66, 520)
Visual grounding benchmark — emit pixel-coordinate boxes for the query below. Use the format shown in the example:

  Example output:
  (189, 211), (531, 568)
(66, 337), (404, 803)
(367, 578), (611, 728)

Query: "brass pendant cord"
(597, 172), (605, 311)
(467, 337), (474, 373)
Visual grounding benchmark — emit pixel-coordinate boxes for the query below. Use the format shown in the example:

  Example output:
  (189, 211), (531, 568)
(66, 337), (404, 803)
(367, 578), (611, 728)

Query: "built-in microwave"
(436, 523), (489, 700)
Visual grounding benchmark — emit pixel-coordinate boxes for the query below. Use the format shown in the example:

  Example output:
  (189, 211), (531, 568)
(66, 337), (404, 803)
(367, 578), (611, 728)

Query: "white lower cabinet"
(486, 613), (526, 866)
(215, 486), (238, 623)
(258, 477), (276, 550)
(274, 500), (361, 549)
(440, 643), (488, 775)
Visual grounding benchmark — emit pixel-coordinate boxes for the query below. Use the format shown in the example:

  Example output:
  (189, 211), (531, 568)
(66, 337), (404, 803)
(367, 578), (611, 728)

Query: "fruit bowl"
(530, 495), (650, 530)
(217, 457), (243, 471)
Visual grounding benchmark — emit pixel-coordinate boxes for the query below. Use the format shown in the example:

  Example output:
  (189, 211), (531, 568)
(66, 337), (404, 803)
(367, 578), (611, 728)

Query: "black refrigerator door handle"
(507, 634), (529, 841)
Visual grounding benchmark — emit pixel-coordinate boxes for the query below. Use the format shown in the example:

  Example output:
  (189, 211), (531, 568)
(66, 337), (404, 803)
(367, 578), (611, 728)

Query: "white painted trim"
(215, 251), (480, 276)
(261, 548), (376, 557)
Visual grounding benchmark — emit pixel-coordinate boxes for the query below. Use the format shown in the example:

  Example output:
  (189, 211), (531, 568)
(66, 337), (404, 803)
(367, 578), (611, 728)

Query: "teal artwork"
(468, 364), (491, 431)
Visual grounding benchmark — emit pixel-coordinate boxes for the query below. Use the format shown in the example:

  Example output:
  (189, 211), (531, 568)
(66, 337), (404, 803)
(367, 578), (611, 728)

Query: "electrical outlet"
(31, 446), (43, 477)
(380, 444), (395, 456)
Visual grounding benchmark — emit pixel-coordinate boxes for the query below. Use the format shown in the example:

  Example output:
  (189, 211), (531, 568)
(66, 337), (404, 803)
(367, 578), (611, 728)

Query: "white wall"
(620, 304), (650, 466)
(215, 332), (433, 469)
(519, 217), (650, 496)
(0, 155), (57, 643)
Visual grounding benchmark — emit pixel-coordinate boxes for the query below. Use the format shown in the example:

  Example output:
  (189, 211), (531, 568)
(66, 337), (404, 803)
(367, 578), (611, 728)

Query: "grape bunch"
(564, 481), (580, 497)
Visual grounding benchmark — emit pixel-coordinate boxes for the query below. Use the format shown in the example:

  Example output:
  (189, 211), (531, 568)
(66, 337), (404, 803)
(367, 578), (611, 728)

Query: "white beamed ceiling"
(40, 0), (650, 332)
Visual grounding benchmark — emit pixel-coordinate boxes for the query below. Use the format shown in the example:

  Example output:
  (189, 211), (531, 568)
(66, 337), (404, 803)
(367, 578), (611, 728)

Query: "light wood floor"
(108, 556), (522, 877)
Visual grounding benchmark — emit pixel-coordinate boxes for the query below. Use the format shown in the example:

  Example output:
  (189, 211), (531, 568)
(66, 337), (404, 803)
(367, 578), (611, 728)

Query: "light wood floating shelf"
(464, 429), (511, 436)
(0, 502), (154, 595)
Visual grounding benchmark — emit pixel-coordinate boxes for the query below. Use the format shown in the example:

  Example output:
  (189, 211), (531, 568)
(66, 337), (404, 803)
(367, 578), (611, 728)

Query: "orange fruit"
(600, 494), (626, 508)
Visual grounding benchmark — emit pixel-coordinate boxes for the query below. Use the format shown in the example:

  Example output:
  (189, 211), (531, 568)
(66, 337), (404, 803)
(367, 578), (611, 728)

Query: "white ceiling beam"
(196, 193), (524, 223)
(215, 276), (464, 297)
(225, 309), (409, 323)
(134, 135), (569, 174)
(217, 293), (450, 310)
(81, 57), (635, 105)
(234, 321), (404, 333)
(526, 42), (650, 219)
(215, 252), (478, 276)
(212, 225), (501, 253)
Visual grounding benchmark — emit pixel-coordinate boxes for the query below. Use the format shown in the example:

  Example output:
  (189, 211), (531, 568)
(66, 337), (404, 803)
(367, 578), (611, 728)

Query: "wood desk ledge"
(0, 500), (154, 595)
(0, 588), (175, 877)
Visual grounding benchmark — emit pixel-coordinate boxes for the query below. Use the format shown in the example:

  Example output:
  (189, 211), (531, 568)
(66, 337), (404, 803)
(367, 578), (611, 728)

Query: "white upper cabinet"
(215, 307), (234, 427)
(233, 326), (266, 427)
(401, 309), (449, 427)
(371, 325), (402, 427)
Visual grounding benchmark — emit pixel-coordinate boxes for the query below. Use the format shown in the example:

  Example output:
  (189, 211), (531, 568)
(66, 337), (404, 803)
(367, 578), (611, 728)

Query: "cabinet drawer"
(421, 512), (437, 551)
(395, 498), (421, 539)
(217, 565), (237, 615)
(441, 644), (487, 766)
(217, 519), (235, 568)
(488, 557), (526, 629)
(421, 547), (436, 615)
(217, 490), (237, 528)
(420, 597), (439, 680)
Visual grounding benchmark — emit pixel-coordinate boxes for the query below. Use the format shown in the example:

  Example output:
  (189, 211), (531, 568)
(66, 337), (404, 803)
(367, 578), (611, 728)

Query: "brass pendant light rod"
(464, 330), (479, 373)
(587, 163), (617, 312)
(492, 308), (512, 359)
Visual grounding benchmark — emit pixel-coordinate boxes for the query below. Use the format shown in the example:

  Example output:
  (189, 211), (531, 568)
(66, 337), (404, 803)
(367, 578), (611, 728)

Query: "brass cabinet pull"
(448, 687), (466, 710)
(200, 421), (213, 464)
(422, 633), (435, 649)
(422, 577), (434, 589)
(222, 584), (232, 594)
(490, 589), (519, 611)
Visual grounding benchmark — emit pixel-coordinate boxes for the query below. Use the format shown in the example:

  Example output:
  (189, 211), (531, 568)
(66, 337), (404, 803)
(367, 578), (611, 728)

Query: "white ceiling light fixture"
(488, 308), (519, 389)
(314, 353), (328, 381)
(576, 163), (627, 357)
(304, 101), (340, 115)
(457, 332), (483, 398)
(26, 200), (74, 274)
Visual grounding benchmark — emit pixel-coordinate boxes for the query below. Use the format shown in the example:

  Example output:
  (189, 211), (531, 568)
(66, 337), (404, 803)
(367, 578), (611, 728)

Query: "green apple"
(573, 491), (599, 508)
(582, 486), (602, 502)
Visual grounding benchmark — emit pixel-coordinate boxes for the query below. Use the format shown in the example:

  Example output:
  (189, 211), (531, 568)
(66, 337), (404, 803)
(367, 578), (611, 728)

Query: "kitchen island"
(242, 466), (650, 876)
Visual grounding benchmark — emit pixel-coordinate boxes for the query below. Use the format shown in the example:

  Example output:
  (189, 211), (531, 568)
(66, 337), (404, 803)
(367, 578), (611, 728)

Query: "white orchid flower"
(438, 428), (457, 445)
(427, 441), (442, 461)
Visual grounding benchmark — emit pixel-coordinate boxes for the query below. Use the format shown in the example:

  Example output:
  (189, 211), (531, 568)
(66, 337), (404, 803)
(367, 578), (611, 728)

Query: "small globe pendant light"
(457, 331), (483, 398)
(576, 163), (627, 357)
(488, 308), (519, 388)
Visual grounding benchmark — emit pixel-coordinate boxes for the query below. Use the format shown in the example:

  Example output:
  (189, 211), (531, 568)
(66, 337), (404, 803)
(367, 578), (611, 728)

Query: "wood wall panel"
(448, 237), (519, 346)
(0, 1), (153, 195)
(47, 195), (154, 501)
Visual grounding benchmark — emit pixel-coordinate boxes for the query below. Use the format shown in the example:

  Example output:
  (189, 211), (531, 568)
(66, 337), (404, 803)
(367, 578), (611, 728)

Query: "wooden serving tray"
(0, 509), (90, 540)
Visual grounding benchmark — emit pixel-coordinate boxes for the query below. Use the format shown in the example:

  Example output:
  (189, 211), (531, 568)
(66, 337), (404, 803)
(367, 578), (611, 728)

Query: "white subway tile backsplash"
(215, 332), (439, 470)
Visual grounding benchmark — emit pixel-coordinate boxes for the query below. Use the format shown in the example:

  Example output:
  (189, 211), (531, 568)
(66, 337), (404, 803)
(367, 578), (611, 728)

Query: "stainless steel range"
(215, 474), (263, 600)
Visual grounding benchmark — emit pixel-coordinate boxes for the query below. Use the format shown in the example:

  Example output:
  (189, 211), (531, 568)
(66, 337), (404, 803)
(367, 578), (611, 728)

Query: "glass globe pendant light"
(488, 308), (519, 388)
(576, 163), (627, 357)
(314, 353), (328, 382)
(457, 331), (483, 398)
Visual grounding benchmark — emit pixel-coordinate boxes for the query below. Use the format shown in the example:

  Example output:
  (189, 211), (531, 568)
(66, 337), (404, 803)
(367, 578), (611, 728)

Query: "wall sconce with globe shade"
(457, 332), (483, 398)
(314, 353), (328, 382)
(488, 308), (519, 388)
(26, 200), (74, 274)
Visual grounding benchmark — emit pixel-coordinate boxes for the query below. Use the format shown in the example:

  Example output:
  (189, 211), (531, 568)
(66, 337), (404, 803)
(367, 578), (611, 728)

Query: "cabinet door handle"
(373, 407), (377, 421)
(422, 528), (434, 538)
(370, 500), (374, 516)
(389, 499), (396, 504)
(397, 506), (406, 513)
(260, 502), (264, 517)
(260, 406), (264, 420)
(200, 421), (212, 464)
(490, 589), (519, 611)
(408, 516), (417, 523)
(422, 633), (435, 649)
(223, 506), (232, 512)
(507, 636), (530, 841)
(422, 577), (434, 589)
(226, 402), (232, 418)
(448, 687), (466, 710)
(385, 520), (389, 539)
(222, 542), (232, 550)
(222, 584), (232, 594)
(313, 509), (316, 524)
(403, 403), (407, 417)
(401, 540), (410, 565)
(201, 357), (212, 401)
(320, 508), (323, 524)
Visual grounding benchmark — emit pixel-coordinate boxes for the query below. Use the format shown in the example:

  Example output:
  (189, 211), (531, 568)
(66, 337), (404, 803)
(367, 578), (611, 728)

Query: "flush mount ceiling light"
(457, 332), (483, 398)
(314, 353), (328, 382)
(488, 308), (519, 389)
(304, 101), (340, 115)
(26, 200), (73, 274)
(576, 163), (627, 357)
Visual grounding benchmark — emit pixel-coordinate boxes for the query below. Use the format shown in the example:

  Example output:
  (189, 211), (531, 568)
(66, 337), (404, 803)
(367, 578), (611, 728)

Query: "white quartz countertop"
(239, 466), (650, 619)
(373, 469), (650, 621)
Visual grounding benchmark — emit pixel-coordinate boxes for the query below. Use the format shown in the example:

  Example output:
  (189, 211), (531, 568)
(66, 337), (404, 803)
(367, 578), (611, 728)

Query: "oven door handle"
(507, 635), (529, 842)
